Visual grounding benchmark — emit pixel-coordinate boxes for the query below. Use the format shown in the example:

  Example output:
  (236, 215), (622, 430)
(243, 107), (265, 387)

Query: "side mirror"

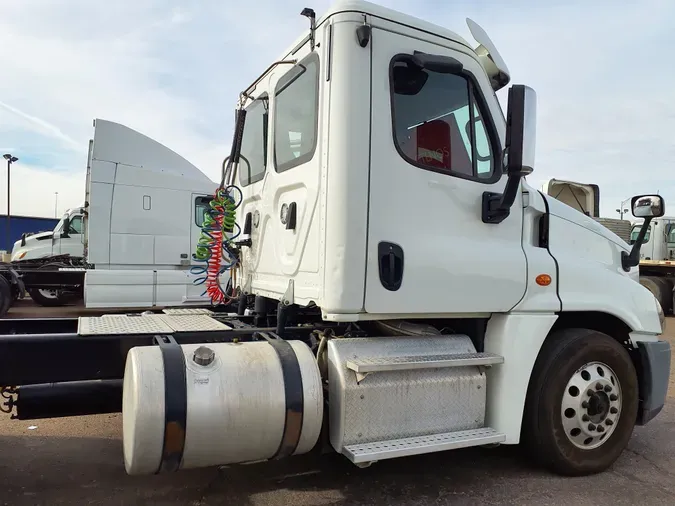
(622, 194), (666, 271)
(61, 217), (71, 238)
(482, 84), (537, 224)
(632, 194), (664, 218)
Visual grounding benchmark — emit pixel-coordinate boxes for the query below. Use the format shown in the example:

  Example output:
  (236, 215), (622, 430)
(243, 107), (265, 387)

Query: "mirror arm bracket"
(481, 170), (527, 224)
(622, 216), (653, 272)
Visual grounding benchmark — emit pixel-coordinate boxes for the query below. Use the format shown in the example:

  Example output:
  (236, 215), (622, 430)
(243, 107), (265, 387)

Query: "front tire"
(522, 328), (638, 476)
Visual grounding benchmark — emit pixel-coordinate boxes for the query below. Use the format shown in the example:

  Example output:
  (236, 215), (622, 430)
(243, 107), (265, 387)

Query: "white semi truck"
(0, 0), (669, 482)
(4, 119), (225, 310)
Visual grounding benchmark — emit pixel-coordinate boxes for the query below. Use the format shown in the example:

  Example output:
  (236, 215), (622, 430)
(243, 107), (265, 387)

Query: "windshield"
(630, 224), (650, 245)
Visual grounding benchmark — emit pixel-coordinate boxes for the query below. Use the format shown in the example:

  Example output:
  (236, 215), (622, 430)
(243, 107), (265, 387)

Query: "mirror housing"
(482, 84), (537, 224)
(621, 194), (666, 271)
(632, 195), (664, 219)
(60, 217), (71, 239)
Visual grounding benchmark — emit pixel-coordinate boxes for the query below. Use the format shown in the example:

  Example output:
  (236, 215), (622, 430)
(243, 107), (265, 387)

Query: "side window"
(630, 225), (650, 244)
(69, 216), (83, 234)
(239, 94), (268, 187)
(274, 54), (319, 173)
(195, 196), (211, 226)
(390, 55), (498, 181)
(667, 223), (675, 244)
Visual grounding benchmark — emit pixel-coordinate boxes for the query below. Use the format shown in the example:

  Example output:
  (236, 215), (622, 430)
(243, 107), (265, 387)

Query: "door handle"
(378, 241), (404, 291)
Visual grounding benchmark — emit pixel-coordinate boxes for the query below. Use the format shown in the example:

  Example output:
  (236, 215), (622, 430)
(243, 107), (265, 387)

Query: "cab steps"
(343, 427), (505, 463)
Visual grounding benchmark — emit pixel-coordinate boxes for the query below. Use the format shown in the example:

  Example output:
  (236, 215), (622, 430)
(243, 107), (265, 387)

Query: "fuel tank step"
(346, 352), (503, 373)
(342, 427), (505, 464)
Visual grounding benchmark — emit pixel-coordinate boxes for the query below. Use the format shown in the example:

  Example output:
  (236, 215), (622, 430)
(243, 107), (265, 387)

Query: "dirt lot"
(1, 306), (674, 505)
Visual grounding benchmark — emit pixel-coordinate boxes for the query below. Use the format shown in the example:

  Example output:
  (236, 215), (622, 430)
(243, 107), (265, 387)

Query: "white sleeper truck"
(0, 0), (669, 481)
(5, 119), (226, 310)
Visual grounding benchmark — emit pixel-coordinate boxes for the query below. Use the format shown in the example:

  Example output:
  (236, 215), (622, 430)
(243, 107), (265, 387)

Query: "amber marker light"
(536, 274), (552, 286)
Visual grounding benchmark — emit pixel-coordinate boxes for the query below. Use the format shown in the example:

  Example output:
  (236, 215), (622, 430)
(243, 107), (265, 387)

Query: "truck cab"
(632, 216), (675, 261)
(10, 207), (85, 262)
(224, 0), (669, 476)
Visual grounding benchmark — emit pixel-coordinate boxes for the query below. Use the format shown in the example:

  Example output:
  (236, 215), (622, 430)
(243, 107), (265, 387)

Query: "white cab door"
(365, 27), (527, 314)
(237, 40), (325, 304)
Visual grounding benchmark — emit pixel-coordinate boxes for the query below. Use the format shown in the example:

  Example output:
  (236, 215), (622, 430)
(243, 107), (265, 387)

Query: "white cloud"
(1, 0), (674, 221)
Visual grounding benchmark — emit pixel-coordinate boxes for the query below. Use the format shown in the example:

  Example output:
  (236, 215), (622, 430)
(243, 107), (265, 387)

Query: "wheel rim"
(561, 361), (622, 450)
(38, 289), (59, 299)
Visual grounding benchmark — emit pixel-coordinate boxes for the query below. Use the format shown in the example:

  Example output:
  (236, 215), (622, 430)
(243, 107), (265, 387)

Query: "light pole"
(3, 154), (18, 254)
(616, 198), (630, 220)
(54, 192), (58, 218)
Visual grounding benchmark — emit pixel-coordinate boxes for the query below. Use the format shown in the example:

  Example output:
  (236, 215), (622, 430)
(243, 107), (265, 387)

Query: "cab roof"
(279, 0), (472, 60)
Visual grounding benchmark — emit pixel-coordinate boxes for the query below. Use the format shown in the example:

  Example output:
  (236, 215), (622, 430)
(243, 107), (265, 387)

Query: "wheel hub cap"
(561, 361), (622, 450)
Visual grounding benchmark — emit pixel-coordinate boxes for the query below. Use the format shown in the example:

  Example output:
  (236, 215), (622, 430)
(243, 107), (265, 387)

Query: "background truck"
(3, 119), (225, 312)
(627, 215), (675, 314)
(540, 179), (675, 314)
(540, 178), (632, 242)
(0, 0), (669, 483)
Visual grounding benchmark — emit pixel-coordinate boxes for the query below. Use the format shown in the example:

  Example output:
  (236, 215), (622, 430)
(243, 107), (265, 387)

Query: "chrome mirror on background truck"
(622, 194), (666, 271)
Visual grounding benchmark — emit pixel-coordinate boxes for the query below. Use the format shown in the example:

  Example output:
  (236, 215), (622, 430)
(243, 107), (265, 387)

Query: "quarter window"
(390, 55), (497, 180)
(274, 54), (319, 173)
(238, 94), (268, 187)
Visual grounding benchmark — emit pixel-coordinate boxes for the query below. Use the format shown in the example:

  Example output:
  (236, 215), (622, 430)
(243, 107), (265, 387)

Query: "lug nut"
(597, 425), (605, 433)
(610, 407), (618, 414)
(595, 383), (603, 390)
(582, 414), (590, 422)
(582, 401), (588, 408)
(610, 394), (618, 401)
(606, 419), (614, 426)
(604, 385), (612, 392)
(587, 390), (594, 396)
(588, 423), (596, 431)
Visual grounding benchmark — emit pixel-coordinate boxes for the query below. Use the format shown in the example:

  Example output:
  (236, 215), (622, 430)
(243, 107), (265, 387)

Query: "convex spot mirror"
(392, 52), (463, 96)
(504, 84), (536, 177)
(632, 195), (665, 218)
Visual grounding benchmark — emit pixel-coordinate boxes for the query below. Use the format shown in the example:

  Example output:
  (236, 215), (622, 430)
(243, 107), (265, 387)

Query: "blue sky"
(1, 0), (674, 218)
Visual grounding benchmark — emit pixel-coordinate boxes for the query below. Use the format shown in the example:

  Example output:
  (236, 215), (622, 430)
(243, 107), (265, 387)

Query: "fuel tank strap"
(154, 334), (187, 473)
(256, 332), (305, 459)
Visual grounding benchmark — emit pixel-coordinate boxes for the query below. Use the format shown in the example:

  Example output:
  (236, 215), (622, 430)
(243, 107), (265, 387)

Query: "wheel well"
(551, 311), (632, 348)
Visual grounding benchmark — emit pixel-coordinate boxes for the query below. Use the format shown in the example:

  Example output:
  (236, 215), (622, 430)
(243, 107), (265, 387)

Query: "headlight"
(655, 297), (665, 333)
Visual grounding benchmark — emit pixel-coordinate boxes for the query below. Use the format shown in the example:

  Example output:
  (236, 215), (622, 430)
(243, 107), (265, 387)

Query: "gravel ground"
(1, 306), (674, 505)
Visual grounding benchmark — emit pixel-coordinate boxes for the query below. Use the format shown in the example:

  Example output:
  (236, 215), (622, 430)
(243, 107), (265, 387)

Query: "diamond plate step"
(343, 427), (505, 464)
(346, 352), (503, 373)
(78, 314), (231, 335)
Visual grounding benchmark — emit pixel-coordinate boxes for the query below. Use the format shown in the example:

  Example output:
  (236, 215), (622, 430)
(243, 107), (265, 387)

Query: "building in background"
(0, 215), (59, 253)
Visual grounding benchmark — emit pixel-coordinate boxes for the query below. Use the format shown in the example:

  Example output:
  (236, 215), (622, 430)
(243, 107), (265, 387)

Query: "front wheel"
(522, 328), (638, 476)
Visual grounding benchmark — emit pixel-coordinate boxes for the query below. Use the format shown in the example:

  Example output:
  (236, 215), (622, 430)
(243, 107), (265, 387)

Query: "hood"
(13, 231), (53, 249)
(544, 195), (630, 251)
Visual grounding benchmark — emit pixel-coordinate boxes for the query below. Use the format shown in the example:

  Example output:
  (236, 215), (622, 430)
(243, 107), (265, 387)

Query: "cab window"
(274, 53), (319, 173)
(195, 196), (211, 226)
(630, 225), (650, 244)
(238, 94), (269, 187)
(68, 215), (83, 234)
(390, 55), (498, 182)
